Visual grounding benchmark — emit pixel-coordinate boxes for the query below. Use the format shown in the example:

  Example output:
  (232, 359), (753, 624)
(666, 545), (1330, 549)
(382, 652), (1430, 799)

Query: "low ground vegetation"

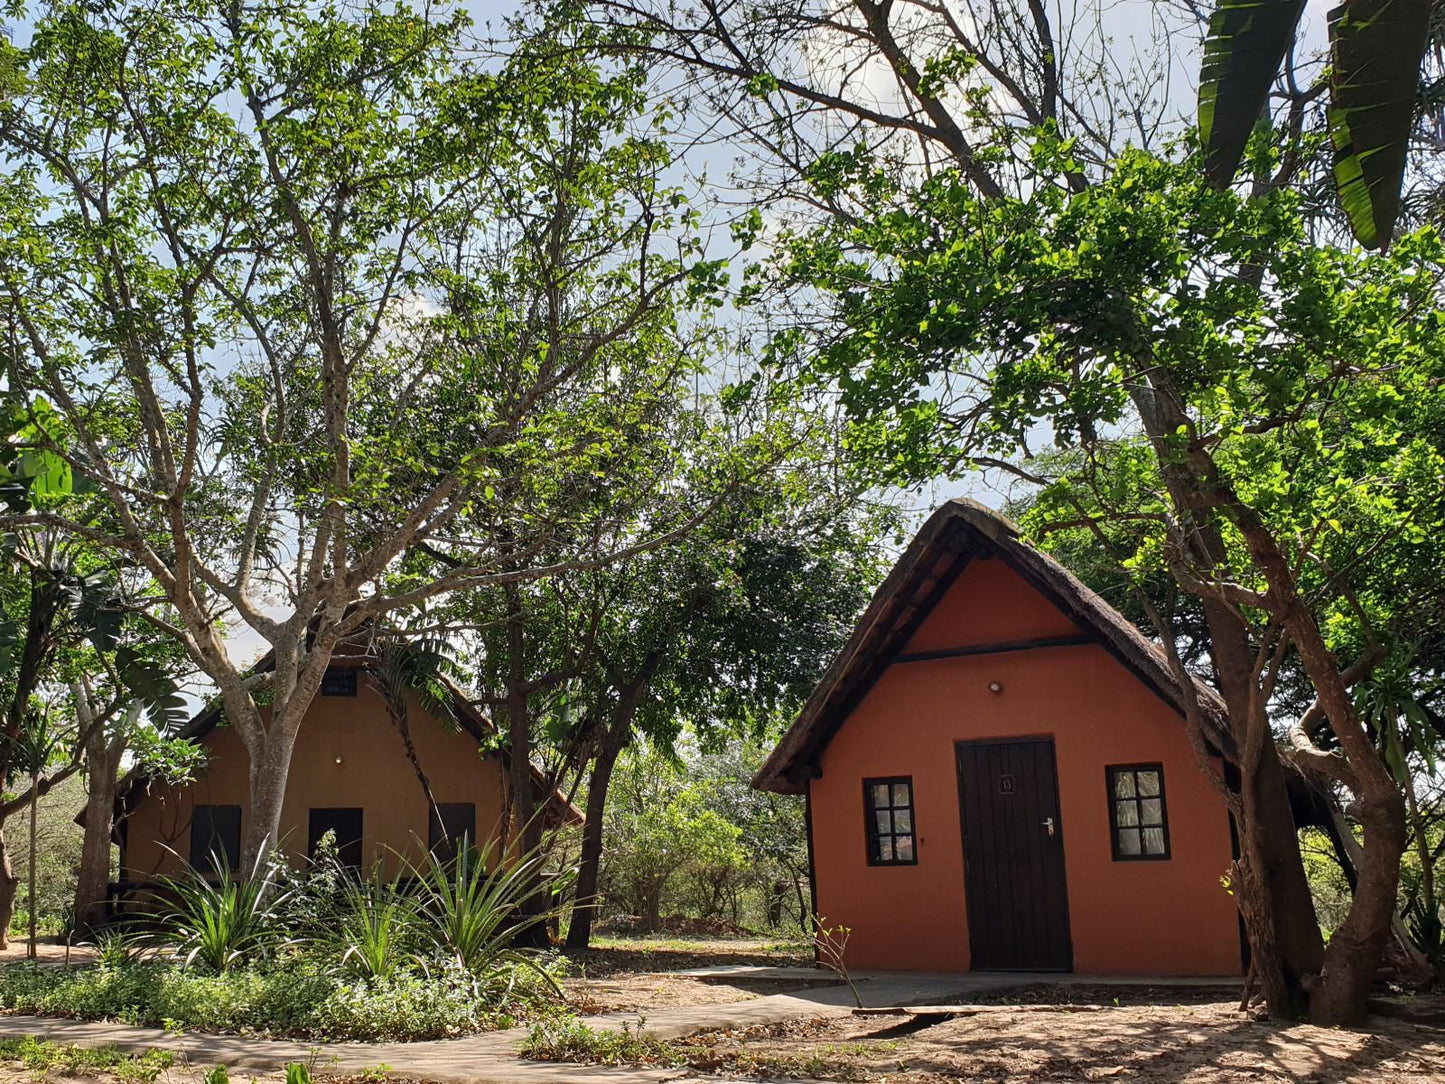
(0, 1038), (174, 1084)
(0, 838), (567, 1041)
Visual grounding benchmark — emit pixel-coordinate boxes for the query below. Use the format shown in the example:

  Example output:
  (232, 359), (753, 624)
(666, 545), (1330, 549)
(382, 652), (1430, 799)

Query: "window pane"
(1115, 799), (1139, 827)
(892, 782), (911, 807)
(1117, 828), (1141, 856)
(875, 810), (893, 835)
(895, 835), (915, 861)
(1143, 827), (1167, 855)
(872, 783), (891, 807)
(894, 809), (912, 833)
(1112, 771), (1136, 799)
(878, 837), (894, 862)
(1136, 771), (1160, 797)
(1141, 798), (1163, 826)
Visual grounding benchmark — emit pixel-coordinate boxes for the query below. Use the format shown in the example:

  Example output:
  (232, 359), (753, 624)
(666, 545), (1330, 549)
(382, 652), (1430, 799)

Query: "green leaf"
(1327, 0), (1433, 249)
(1198, 0), (1306, 186)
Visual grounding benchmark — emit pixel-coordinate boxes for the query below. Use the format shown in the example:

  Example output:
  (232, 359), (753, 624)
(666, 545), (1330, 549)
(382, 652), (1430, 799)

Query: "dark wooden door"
(956, 738), (1072, 970)
(308, 807), (364, 868)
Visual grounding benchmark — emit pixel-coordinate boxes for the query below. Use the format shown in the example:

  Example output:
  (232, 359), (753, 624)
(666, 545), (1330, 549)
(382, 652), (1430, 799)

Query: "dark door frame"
(955, 734), (1074, 972)
(307, 806), (365, 869)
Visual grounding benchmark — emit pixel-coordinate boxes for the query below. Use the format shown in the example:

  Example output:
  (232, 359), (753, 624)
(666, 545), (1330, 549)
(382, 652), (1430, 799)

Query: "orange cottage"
(754, 500), (1245, 976)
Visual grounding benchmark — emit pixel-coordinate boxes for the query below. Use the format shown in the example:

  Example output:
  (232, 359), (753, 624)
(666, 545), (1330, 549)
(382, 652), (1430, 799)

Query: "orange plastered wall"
(810, 555), (1241, 976)
(122, 681), (508, 879)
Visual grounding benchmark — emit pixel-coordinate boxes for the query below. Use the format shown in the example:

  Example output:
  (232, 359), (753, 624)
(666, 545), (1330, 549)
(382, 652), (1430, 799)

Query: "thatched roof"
(753, 499), (1236, 795)
(84, 647), (583, 829)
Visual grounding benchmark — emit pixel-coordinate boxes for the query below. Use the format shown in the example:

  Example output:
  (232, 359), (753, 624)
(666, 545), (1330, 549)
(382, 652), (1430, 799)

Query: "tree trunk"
(0, 832), (18, 951)
(26, 770), (38, 959)
(242, 731), (300, 870)
(74, 723), (124, 938)
(1306, 788), (1407, 1023)
(565, 662), (657, 953)
(1133, 380), (1325, 1018)
(566, 723), (626, 951)
(1234, 743), (1323, 1017)
(502, 581), (550, 948)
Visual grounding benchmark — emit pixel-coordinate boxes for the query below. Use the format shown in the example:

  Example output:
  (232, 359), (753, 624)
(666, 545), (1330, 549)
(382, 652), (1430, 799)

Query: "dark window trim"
(863, 775), (918, 867)
(1106, 763), (1171, 861)
(320, 668), (358, 697)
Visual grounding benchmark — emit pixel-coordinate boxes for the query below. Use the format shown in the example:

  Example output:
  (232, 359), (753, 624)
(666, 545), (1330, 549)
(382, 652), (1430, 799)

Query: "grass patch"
(521, 1018), (685, 1067)
(0, 1037), (174, 1083)
(702, 1043), (899, 1082)
(521, 1017), (902, 1081)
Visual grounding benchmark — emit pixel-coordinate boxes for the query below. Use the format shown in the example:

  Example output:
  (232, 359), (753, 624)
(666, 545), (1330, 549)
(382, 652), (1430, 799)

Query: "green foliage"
(598, 745), (803, 936)
(5, 774), (84, 927)
(146, 852), (291, 972)
(203, 1066), (229, 1084)
(0, 1037), (173, 1084)
(521, 1017), (683, 1067)
(1197, 0), (1430, 249)
(284, 1063), (311, 1084)
(0, 955), (547, 1041)
(88, 927), (144, 969)
(329, 872), (416, 982)
(410, 840), (564, 988)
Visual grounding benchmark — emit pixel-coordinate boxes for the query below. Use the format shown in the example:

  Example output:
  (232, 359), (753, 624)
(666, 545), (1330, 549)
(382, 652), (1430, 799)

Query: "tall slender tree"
(0, 0), (730, 864)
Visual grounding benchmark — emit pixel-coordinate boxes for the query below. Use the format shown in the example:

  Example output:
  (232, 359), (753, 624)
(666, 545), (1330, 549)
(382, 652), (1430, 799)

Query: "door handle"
(1043, 817), (1055, 838)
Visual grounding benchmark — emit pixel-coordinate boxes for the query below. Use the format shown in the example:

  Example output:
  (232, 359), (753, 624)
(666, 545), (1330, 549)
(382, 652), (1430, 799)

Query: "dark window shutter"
(320, 669), (358, 696)
(428, 802), (477, 863)
(189, 805), (242, 871)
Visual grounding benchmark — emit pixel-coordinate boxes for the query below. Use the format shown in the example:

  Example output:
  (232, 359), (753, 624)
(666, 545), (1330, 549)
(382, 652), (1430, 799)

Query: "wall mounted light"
(335, 756), (344, 765)
(988, 681), (1003, 694)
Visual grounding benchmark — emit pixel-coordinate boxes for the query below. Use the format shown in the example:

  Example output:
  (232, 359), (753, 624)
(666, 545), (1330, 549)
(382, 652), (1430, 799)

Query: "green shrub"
(0, 956), (557, 1041)
(411, 841), (564, 987)
(328, 871), (416, 981)
(147, 852), (292, 972)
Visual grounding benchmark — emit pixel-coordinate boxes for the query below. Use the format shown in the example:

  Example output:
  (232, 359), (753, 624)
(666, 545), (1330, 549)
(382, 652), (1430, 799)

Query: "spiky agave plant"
(331, 864), (416, 981)
(409, 838), (568, 995)
(148, 850), (291, 972)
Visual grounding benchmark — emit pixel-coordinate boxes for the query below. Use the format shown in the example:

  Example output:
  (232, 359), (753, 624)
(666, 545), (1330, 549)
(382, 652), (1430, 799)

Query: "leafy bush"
(0, 955), (558, 1041)
(9, 836), (574, 1041)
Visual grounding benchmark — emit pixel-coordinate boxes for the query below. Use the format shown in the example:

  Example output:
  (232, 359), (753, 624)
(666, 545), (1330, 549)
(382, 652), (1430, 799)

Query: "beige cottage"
(108, 654), (577, 887)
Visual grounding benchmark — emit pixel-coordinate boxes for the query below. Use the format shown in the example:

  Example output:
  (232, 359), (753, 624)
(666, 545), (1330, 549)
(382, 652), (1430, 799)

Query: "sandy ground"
(562, 936), (823, 1014)
(665, 1002), (1445, 1082)
(0, 941), (91, 967)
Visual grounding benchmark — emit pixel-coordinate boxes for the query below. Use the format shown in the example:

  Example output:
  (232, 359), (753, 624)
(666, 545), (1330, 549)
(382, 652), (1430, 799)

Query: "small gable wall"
(809, 554), (1241, 975)
(121, 681), (508, 880)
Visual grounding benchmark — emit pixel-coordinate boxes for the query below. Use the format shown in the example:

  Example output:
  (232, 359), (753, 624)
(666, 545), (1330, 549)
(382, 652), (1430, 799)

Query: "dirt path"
(563, 936), (818, 1015)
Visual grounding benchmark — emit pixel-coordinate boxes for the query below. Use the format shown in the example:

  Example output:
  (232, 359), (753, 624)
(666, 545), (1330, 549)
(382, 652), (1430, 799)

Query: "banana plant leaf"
(1327, 0), (1433, 249)
(1199, 0), (1307, 186)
